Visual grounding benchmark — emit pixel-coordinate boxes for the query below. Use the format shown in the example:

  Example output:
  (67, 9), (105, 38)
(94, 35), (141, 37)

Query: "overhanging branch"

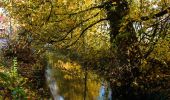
(141, 6), (170, 21)
(54, 1), (112, 15)
(49, 12), (100, 43)
(65, 18), (108, 48)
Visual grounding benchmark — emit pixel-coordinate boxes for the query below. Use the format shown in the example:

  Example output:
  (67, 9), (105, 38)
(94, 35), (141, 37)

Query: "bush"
(0, 57), (27, 99)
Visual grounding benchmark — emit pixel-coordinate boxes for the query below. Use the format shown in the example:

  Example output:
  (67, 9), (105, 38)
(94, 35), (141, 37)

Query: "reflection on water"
(98, 82), (112, 100)
(46, 52), (111, 100)
(46, 66), (64, 100)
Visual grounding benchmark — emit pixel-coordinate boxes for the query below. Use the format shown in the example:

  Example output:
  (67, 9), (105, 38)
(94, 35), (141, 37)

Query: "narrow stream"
(45, 51), (112, 100)
(46, 63), (64, 100)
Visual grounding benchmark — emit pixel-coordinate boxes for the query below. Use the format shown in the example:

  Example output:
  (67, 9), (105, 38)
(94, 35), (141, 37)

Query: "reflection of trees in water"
(99, 81), (112, 100)
(50, 59), (101, 100)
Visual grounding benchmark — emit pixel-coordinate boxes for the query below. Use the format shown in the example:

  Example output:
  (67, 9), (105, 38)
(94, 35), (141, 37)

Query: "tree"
(2, 0), (170, 99)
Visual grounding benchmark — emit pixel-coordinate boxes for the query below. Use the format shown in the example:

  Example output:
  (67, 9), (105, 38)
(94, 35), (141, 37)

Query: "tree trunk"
(106, 0), (131, 66)
(105, 0), (141, 99)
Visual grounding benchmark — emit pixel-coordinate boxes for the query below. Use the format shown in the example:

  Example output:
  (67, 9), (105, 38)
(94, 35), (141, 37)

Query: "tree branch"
(49, 12), (100, 43)
(46, 0), (53, 22)
(141, 6), (170, 21)
(54, 1), (112, 15)
(65, 18), (108, 48)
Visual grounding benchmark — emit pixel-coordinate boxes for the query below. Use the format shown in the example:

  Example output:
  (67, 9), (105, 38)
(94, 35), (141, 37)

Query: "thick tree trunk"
(105, 0), (141, 99)
(106, 0), (131, 66)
